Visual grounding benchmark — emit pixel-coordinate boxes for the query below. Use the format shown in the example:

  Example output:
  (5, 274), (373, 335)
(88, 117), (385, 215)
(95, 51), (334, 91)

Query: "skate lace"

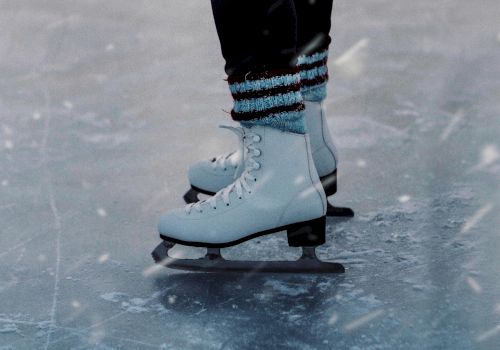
(210, 126), (244, 173)
(185, 128), (262, 214)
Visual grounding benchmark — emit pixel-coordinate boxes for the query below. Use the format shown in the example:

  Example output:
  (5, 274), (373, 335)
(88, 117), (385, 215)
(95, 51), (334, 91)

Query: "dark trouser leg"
(210, 0), (306, 134)
(211, 0), (298, 76)
(294, 0), (334, 55)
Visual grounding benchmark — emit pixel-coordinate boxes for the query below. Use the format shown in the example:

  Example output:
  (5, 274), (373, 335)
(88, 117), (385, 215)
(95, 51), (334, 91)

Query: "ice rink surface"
(1, 0), (499, 349)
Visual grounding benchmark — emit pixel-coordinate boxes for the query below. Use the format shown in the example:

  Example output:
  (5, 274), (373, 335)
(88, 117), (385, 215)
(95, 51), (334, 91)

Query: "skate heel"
(286, 216), (326, 247)
(320, 170), (337, 197)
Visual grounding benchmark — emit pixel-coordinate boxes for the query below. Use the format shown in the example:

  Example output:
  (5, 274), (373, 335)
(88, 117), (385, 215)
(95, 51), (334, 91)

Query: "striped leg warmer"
(297, 49), (329, 102)
(228, 69), (306, 134)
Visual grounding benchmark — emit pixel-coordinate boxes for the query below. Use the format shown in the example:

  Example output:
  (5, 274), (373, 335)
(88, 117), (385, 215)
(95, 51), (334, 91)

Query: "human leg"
(154, 1), (346, 272)
(211, 0), (306, 134)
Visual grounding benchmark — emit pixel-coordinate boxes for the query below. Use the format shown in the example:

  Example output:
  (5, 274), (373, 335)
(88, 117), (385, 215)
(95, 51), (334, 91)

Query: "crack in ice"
(40, 91), (63, 350)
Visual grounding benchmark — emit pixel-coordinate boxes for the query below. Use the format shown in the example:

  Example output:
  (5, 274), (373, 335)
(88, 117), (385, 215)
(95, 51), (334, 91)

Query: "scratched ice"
(0, 0), (499, 349)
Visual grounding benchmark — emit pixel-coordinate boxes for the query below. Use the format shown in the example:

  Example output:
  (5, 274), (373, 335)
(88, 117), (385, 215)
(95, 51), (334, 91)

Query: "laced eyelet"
(253, 135), (261, 142)
(254, 162), (261, 170)
(238, 197), (242, 199)
(226, 203), (230, 206)
(213, 207), (217, 210)
(224, 168), (227, 171)
(253, 149), (261, 156)
(254, 178), (257, 182)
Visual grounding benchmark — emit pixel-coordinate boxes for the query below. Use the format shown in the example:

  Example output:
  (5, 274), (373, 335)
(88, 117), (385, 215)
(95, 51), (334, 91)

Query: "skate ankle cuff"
(298, 49), (329, 102)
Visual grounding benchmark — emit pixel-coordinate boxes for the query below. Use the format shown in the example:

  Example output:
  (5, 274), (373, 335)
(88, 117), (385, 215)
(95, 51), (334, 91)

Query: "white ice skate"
(153, 125), (344, 273)
(184, 101), (354, 217)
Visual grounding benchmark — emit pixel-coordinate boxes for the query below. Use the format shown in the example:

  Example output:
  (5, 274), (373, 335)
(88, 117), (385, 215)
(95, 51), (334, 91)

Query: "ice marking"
(0, 221), (48, 261)
(461, 203), (493, 233)
(58, 325), (161, 348)
(48, 311), (130, 347)
(263, 279), (309, 297)
(40, 92), (63, 350)
(0, 323), (19, 334)
(100, 292), (128, 302)
(0, 318), (41, 326)
(51, 288), (175, 346)
(62, 254), (91, 275)
(121, 298), (150, 313)
(43, 153), (63, 350)
(2, 319), (161, 349)
(344, 309), (385, 331)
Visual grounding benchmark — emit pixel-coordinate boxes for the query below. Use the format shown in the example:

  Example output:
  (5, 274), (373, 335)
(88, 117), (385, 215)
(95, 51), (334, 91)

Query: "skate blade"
(326, 202), (354, 217)
(151, 241), (344, 274)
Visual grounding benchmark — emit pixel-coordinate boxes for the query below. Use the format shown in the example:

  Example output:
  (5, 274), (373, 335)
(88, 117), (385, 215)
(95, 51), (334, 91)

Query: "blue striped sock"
(228, 69), (306, 134)
(297, 49), (329, 102)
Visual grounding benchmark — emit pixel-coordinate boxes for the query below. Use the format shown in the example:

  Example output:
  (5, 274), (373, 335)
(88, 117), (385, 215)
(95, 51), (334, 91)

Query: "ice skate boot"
(183, 126), (245, 203)
(153, 125), (344, 273)
(305, 101), (354, 217)
(184, 102), (353, 217)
